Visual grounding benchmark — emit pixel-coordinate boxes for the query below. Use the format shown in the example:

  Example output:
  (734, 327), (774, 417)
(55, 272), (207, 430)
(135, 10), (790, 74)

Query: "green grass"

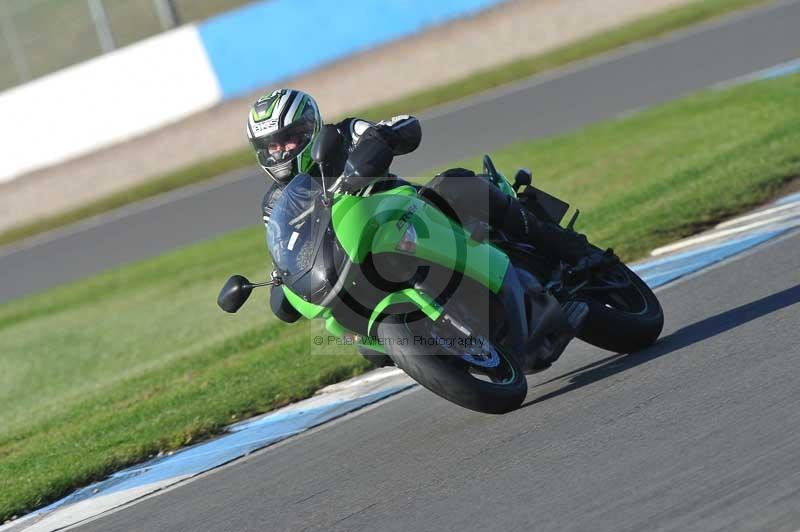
(1, 71), (799, 523)
(0, 0), (772, 248)
(0, 226), (371, 520)
(437, 75), (800, 260)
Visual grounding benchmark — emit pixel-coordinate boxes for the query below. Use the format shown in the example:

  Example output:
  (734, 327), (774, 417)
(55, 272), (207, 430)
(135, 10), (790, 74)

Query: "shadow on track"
(520, 283), (800, 409)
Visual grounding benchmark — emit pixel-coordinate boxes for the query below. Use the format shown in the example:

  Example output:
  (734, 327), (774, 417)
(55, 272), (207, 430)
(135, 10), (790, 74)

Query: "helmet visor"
(251, 118), (314, 169)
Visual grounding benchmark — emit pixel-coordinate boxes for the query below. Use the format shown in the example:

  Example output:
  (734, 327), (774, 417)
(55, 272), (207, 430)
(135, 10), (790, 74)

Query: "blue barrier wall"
(198, 0), (506, 99)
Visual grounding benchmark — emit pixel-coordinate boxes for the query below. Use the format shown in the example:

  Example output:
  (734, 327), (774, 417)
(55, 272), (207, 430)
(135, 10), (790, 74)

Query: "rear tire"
(576, 263), (663, 353)
(377, 315), (527, 414)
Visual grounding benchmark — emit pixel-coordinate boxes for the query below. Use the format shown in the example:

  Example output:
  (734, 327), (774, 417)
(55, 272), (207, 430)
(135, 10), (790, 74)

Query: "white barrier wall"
(0, 25), (220, 183)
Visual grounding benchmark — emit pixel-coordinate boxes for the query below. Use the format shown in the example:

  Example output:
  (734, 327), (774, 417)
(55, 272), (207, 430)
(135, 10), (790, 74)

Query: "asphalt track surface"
(1, 0), (800, 304)
(72, 231), (800, 532)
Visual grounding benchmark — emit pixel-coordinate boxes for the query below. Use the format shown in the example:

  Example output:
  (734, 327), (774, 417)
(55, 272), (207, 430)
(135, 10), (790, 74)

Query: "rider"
(247, 88), (606, 323)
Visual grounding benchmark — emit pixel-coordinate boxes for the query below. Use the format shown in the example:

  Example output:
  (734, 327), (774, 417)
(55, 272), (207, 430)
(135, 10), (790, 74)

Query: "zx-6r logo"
(396, 204), (418, 230)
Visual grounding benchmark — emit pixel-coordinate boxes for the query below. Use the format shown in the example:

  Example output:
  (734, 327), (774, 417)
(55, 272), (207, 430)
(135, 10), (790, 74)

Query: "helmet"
(246, 89), (321, 184)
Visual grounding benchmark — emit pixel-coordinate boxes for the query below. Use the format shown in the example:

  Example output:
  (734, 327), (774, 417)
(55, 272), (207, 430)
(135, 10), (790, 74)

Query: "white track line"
(713, 56), (800, 89)
(651, 211), (800, 256)
(715, 199), (800, 229)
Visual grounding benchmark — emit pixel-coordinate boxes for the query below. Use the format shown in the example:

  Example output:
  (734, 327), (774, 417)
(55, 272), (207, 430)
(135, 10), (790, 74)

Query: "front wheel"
(575, 263), (663, 353)
(357, 345), (394, 368)
(376, 314), (527, 414)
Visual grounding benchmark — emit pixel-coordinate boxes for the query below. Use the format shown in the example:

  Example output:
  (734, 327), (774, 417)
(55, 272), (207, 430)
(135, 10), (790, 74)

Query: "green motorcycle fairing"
(280, 181), (511, 339)
(332, 186), (509, 331)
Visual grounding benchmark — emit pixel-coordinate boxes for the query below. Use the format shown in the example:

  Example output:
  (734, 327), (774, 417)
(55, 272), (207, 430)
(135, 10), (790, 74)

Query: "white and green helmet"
(246, 89), (321, 184)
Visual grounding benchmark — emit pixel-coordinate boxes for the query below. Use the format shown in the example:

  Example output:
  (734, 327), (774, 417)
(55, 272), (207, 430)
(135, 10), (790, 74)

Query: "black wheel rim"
(581, 265), (649, 315)
(404, 316), (518, 386)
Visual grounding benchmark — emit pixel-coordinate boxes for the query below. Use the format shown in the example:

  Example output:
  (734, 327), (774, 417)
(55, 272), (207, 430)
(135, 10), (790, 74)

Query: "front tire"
(377, 314), (527, 414)
(358, 346), (394, 368)
(576, 263), (663, 353)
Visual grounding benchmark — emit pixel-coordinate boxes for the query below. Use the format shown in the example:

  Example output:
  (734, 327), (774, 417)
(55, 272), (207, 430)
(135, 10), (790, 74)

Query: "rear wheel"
(377, 314), (527, 414)
(575, 263), (663, 353)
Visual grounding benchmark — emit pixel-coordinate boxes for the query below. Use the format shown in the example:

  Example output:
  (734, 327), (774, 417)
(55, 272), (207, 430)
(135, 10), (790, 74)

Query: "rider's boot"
(494, 194), (611, 267)
(532, 221), (609, 266)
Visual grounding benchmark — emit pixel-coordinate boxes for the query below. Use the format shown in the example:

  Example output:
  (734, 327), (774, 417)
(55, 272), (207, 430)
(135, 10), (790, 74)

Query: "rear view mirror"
(312, 124), (344, 165)
(217, 275), (253, 313)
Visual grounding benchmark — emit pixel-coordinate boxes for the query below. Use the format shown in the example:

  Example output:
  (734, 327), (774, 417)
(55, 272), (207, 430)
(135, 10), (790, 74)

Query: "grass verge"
(2, 72), (799, 522)
(435, 74), (800, 260)
(0, 0), (772, 248)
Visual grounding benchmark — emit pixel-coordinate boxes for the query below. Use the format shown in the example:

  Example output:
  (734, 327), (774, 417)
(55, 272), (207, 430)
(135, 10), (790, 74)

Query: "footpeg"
(562, 301), (589, 333)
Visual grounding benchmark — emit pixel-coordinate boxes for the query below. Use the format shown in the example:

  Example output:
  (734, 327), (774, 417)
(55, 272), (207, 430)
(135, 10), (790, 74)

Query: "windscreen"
(267, 173), (326, 281)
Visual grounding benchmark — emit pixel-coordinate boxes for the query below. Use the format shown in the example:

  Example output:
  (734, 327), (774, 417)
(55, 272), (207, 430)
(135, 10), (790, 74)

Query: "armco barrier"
(0, 0), (505, 183)
(197, 0), (506, 99)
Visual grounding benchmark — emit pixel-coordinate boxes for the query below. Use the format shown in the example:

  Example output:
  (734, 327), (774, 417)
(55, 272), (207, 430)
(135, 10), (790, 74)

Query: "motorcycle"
(218, 126), (663, 414)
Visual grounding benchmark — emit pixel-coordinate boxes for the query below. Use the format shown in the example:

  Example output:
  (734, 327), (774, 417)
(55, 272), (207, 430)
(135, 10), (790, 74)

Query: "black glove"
(339, 129), (394, 194)
(373, 118), (421, 155)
